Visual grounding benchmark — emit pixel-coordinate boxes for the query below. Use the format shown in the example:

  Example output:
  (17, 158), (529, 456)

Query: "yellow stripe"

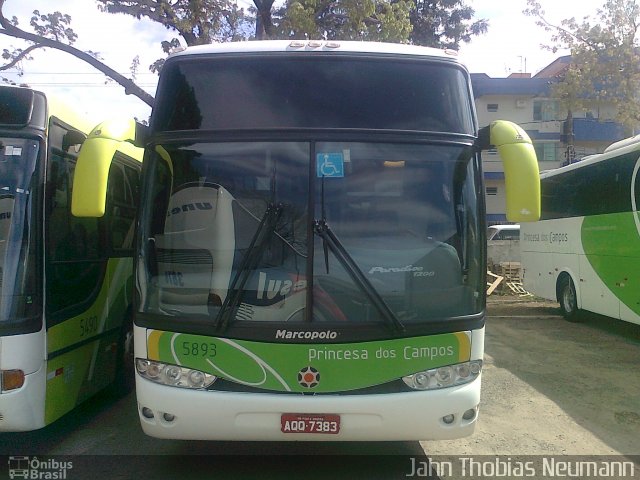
(453, 331), (471, 362)
(147, 330), (164, 360)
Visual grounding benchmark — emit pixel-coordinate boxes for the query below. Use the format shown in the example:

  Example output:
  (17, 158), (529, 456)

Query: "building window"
(533, 100), (558, 121)
(534, 142), (558, 162)
(487, 103), (499, 112)
(486, 186), (498, 195)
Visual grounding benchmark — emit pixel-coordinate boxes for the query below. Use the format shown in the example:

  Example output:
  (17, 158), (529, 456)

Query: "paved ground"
(422, 294), (640, 457)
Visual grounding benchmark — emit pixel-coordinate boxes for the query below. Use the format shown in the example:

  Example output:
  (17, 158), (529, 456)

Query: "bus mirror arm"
(476, 125), (491, 151)
(477, 121), (541, 223)
(133, 122), (150, 148)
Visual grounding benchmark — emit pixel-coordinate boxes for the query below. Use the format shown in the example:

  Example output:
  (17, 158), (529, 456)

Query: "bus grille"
(156, 248), (212, 265)
(235, 303), (254, 321)
(209, 378), (412, 395)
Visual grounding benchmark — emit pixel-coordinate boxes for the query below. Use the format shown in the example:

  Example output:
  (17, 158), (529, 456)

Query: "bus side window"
(48, 157), (100, 262)
(107, 158), (140, 252)
(46, 153), (103, 318)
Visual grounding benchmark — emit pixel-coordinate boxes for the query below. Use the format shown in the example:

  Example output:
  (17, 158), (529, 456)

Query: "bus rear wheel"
(558, 275), (581, 322)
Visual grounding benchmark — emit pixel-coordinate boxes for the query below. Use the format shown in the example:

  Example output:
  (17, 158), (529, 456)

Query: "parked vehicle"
(487, 224), (520, 241)
(487, 224), (521, 268)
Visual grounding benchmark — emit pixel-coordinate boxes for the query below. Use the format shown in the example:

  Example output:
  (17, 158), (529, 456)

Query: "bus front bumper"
(0, 367), (46, 432)
(135, 375), (481, 441)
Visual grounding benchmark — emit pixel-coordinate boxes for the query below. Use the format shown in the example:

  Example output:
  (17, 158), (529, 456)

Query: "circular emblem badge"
(297, 366), (320, 388)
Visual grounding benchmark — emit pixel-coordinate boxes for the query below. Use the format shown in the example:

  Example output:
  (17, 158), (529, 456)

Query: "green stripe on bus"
(148, 330), (471, 393)
(582, 212), (640, 316)
(44, 257), (132, 424)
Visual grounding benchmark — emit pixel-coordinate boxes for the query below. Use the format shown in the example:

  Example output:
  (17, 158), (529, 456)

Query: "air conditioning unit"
(516, 99), (527, 108)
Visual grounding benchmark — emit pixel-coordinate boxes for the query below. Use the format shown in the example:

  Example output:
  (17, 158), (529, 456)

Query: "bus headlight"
(1, 369), (25, 392)
(402, 360), (482, 391)
(136, 359), (217, 389)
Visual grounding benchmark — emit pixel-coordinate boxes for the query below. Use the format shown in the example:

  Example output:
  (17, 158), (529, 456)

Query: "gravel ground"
(421, 294), (640, 457)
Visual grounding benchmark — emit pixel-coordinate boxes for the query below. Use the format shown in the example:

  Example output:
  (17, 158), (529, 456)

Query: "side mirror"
(62, 130), (86, 153)
(478, 121), (541, 222)
(71, 118), (143, 217)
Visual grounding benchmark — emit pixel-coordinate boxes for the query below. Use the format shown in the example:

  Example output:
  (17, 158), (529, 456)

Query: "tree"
(92, 0), (487, 63)
(254, 0), (276, 39)
(96, 0), (251, 72)
(1, 0), (488, 107)
(408, 0), (489, 49)
(0, 0), (154, 106)
(97, 0), (248, 44)
(525, 0), (640, 131)
(1, 9), (76, 78)
(93, 0), (488, 61)
(273, 0), (412, 42)
(272, 0), (486, 46)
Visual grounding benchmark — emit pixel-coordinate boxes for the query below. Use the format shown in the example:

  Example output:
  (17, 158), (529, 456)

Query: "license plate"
(281, 413), (340, 434)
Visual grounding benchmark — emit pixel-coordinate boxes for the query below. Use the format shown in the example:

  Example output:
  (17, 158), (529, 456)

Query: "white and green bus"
(75, 41), (540, 441)
(0, 85), (142, 431)
(521, 136), (640, 324)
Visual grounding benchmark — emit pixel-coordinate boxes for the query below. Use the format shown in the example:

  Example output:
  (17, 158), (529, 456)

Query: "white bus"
(0, 85), (142, 431)
(74, 40), (540, 441)
(521, 135), (640, 324)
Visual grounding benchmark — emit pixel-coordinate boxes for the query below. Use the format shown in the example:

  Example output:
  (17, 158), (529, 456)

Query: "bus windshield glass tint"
(153, 57), (474, 134)
(0, 138), (41, 333)
(0, 89), (33, 126)
(137, 142), (483, 328)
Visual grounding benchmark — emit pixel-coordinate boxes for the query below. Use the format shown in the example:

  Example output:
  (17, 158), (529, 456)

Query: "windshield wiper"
(314, 175), (404, 333)
(313, 219), (406, 334)
(215, 203), (283, 332)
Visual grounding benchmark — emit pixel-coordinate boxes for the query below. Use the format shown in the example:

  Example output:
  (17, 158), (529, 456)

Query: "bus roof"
(167, 40), (462, 63)
(541, 134), (640, 180)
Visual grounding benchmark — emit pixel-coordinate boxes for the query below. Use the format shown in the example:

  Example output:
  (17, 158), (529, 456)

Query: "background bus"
(0, 85), (142, 431)
(521, 136), (640, 324)
(75, 40), (540, 441)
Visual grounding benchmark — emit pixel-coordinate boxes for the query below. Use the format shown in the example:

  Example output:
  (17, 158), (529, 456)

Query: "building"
(472, 56), (626, 224)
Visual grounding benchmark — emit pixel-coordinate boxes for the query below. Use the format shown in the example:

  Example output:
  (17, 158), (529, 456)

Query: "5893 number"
(181, 341), (217, 358)
(80, 315), (99, 337)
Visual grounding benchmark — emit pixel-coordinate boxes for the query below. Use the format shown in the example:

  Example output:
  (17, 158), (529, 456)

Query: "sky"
(1, 0), (609, 124)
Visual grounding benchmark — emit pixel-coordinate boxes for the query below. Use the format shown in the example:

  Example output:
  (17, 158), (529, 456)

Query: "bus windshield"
(0, 137), (41, 334)
(138, 140), (483, 333)
(152, 56), (474, 134)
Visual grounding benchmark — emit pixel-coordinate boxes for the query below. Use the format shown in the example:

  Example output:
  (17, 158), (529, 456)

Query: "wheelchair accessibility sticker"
(316, 153), (344, 178)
